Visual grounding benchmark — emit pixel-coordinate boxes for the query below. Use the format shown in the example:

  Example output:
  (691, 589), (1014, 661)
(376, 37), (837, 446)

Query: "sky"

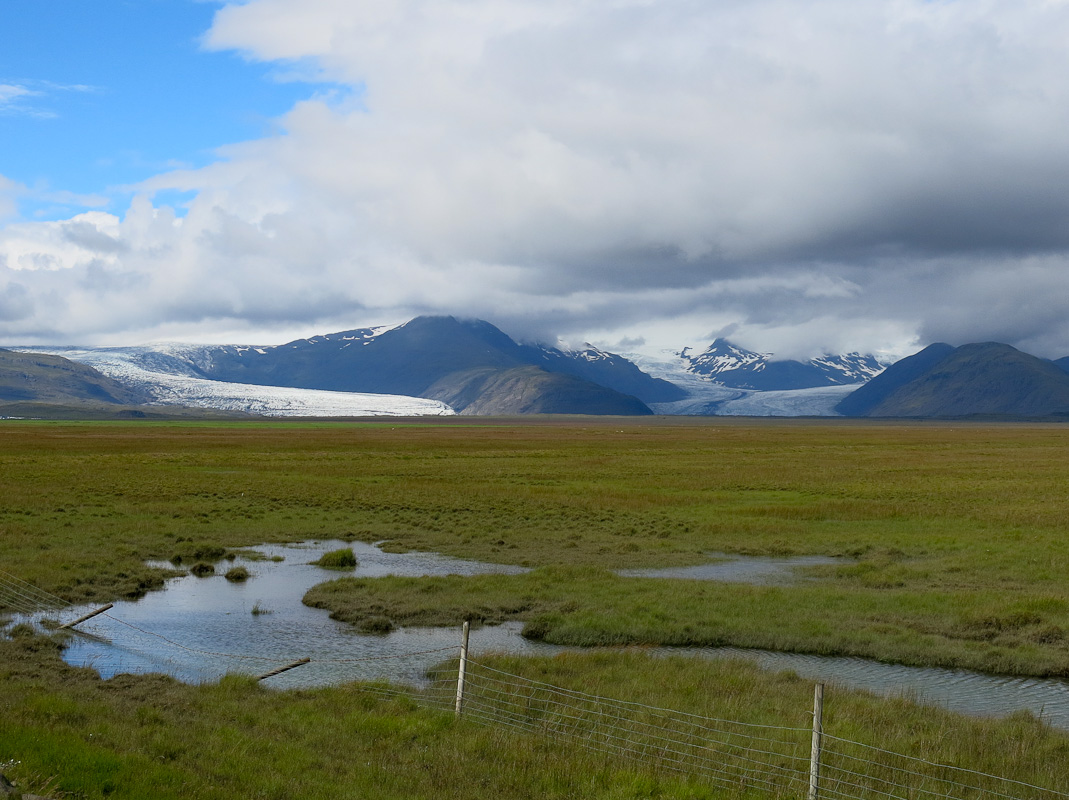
(3, 0), (1069, 361)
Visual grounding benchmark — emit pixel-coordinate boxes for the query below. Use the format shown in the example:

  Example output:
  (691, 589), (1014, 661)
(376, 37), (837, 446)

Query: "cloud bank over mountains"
(3, 0), (1069, 359)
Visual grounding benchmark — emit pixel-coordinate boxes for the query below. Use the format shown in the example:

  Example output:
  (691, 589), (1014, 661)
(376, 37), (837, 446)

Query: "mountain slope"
(836, 342), (1069, 417)
(523, 343), (687, 403)
(682, 339), (884, 390)
(425, 366), (654, 415)
(835, 343), (956, 416)
(0, 349), (148, 406)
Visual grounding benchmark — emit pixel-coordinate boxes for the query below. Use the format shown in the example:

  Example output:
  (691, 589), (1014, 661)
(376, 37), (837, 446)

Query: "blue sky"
(2, 1), (1069, 358)
(1, 0), (311, 219)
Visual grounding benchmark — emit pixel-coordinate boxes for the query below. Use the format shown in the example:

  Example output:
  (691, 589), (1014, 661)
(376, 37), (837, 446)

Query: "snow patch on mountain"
(681, 339), (885, 388)
(19, 346), (455, 417)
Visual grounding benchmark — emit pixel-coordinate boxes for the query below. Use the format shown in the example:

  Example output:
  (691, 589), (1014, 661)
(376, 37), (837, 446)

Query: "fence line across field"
(4, 578), (1069, 800)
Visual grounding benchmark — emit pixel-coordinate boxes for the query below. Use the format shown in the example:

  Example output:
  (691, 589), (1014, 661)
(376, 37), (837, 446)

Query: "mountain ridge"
(12, 319), (1069, 419)
(835, 342), (1069, 417)
(681, 338), (885, 390)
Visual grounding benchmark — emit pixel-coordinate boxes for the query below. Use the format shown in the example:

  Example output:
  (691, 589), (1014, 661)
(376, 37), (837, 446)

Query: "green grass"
(0, 633), (730, 799)
(1, 632), (1066, 800)
(4, 418), (1069, 796)
(306, 567), (1069, 676)
(5, 418), (1068, 674)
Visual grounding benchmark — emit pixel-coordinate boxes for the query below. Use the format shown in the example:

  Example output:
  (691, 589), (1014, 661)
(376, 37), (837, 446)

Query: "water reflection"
(12, 540), (1069, 730)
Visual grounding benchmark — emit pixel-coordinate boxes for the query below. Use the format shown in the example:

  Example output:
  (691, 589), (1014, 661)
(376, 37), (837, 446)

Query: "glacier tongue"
(626, 350), (853, 416)
(20, 347), (455, 418)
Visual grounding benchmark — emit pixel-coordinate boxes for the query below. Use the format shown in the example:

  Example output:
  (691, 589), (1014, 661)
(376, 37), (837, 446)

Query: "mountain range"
(6, 316), (1069, 419)
(183, 316), (683, 414)
(680, 339), (885, 390)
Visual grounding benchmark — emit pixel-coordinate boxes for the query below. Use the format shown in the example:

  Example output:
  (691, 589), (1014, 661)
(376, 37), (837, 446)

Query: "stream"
(11, 540), (1069, 730)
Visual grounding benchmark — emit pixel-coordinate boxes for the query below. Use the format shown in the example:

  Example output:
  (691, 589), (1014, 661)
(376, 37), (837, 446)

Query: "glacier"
(627, 350), (855, 416)
(18, 346), (456, 418)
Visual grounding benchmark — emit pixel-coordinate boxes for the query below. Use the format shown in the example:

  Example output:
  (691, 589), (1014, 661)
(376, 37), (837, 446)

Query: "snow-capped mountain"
(17, 318), (672, 417)
(681, 339), (885, 390)
(156, 316), (675, 415)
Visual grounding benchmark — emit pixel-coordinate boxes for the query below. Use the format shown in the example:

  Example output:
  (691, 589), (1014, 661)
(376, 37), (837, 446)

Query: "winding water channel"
(16, 540), (1069, 730)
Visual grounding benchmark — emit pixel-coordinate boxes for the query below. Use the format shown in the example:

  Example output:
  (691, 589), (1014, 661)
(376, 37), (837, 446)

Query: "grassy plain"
(3, 418), (1068, 676)
(3, 418), (1069, 797)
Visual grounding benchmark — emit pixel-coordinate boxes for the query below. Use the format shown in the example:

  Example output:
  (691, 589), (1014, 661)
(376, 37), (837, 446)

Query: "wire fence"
(4, 574), (1069, 800)
(440, 656), (813, 798)
(442, 656), (1069, 800)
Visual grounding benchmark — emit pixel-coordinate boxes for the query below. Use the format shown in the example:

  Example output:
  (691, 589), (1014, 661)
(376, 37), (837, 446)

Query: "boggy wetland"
(3, 418), (1069, 798)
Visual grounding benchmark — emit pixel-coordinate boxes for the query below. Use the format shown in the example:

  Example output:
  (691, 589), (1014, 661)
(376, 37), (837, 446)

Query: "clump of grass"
(189, 562), (215, 577)
(312, 547), (357, 570)
(224, 566), (250, 582)
(171, 542), (229, 566)
(250, 601), (272, 616)
(359, 615), (395, 634)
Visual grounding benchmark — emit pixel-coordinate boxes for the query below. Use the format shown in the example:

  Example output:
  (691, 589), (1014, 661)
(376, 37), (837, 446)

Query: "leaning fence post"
(256, 658), (311, 681)
(455, 620), (470, 718)
(59, 603), (114, 630)
(808, 682), (824, 800)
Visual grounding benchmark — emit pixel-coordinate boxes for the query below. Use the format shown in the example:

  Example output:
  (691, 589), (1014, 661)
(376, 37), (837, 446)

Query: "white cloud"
(0, 84), (36, 105)
(3, 0), (1069, 357)
(0, 81), (92, 118)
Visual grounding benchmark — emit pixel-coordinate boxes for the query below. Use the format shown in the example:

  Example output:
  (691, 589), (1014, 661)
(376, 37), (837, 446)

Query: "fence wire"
(442, 658), (1069, 800)
(816, 733), (1069, 800)
(0, 569), (72, 616)
(451, 656), (812, 798)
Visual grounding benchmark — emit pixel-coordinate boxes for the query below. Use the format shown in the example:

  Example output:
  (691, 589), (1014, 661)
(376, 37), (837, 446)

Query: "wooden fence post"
(257, 658), (311, 681)
(808, 682), (824, 800)
(59, 603), (114, 630)
(455, 620), (470, 717)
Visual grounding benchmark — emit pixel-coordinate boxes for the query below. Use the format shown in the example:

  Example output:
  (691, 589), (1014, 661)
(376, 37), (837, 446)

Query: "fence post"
(808, 683), (824, 800)
(455, 620), (470, 718)
(257, 658), (311, 681)
(59, 603), (114, 630)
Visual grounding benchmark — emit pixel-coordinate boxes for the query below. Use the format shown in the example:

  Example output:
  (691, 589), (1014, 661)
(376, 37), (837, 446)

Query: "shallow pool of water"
(618, 552), (845, 583)
(14, 541), (1069, 730)
(29, 540), (541, 689)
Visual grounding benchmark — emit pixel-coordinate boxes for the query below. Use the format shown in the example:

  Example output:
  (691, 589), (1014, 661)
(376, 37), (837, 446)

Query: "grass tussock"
(250, 601), (272, 616)
(223, 566), (249, 582)
(312, 547), (358, 569)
